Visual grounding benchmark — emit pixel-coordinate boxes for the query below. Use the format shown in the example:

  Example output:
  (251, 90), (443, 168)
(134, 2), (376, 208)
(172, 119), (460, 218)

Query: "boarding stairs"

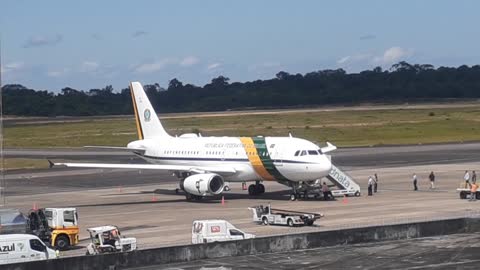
(326, 164), (361, 197)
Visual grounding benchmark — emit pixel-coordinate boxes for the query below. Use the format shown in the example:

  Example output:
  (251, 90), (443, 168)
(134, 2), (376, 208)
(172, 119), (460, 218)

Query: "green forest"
(2, 61), (480, 116)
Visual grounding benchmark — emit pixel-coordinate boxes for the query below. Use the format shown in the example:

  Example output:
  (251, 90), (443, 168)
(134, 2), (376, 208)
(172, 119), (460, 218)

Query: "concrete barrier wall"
(5, 217), (479, 270)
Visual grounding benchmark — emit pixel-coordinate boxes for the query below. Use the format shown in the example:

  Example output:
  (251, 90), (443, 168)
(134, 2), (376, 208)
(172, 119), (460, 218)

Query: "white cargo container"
(0, 234), (57, 265)
(192, 220), (255, 244)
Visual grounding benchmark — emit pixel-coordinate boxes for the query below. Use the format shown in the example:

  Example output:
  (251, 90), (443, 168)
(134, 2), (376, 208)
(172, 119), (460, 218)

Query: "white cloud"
(373, 47), (413, 65)
(180, 56), (200, 67)
(337, 47), (413, 69)
(23, 34), (63, 48)
(207, 62), (222, 70)
(1, 62), (24, 73)
(47, 68), (69, 77)
(80, 61), (100, 72)
(134, 59), (173, 73)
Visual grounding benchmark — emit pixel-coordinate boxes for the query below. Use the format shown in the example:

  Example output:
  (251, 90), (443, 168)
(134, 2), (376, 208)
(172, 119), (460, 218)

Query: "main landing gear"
(248, 181), (265, 196)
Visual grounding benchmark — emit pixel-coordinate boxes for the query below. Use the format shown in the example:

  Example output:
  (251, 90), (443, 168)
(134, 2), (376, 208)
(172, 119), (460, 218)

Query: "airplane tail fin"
(129, 82), (170, 139)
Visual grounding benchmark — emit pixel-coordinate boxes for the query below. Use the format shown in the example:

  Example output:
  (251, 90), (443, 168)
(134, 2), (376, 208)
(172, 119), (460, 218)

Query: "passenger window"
(229, 229), (244, 236)
(30, 239), (46, 252)
(300, 150), (307, 156)
(294, 150), (300, 156)
(64, 210), (75, 223)
(308, 150), (318, 155)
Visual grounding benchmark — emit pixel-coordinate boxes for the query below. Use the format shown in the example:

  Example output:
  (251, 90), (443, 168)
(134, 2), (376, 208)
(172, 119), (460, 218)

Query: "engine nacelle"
(183, 173), (225, 196)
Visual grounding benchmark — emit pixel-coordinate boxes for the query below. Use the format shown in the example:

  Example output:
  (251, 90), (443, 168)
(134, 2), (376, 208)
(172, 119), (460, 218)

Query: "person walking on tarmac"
(412, 173), (418, 191)
(464, 170), (471, 188)
(472, 171), (477, 184)
(469, 182), (478, 201)
(322, 182), (333, 200)
(374, 173), (379, 193)
(368, 176), (374, 196)
(429, 171), (435, 189)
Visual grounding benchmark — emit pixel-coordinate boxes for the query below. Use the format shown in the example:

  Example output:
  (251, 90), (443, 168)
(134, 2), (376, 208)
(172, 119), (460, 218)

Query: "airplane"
(51, 82), (337, 201)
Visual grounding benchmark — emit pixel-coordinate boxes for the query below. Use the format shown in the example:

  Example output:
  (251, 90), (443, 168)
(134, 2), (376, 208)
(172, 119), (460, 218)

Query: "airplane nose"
(317, 155), (332, 175)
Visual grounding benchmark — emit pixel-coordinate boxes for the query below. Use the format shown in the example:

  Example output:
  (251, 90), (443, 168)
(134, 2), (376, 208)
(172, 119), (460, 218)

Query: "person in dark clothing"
(472, 171), (477, 184)
(374, 173), (379, 193)
(429, 171), (435, 189)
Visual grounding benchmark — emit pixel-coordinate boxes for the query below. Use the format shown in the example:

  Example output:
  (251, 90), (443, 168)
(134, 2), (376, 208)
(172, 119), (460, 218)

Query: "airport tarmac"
(1, 143), (480, 257)
(132, 232), (480, 270)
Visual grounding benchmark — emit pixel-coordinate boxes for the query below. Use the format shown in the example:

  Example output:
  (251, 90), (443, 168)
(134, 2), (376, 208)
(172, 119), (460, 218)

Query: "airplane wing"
(49, 160), (236, 175)
(84, 146), (146, 154)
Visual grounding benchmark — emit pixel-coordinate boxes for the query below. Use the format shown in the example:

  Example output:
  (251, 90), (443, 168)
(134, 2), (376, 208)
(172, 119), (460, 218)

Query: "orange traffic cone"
(342, 195), (348, 204)
(118, 186), (123, 193)
(221, 196), (225, 205)
(32, 202), (37, 210)
(151, 195), (157, 202)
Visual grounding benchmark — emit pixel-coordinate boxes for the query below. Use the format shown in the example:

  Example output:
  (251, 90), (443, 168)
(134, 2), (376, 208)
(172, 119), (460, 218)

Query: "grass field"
(4, 106), (480, 148)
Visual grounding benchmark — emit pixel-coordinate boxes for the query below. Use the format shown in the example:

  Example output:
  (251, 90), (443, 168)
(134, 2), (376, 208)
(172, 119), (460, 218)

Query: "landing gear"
(290, 194), (297, 201)
(185, 193), (203, 201)
(248, 181), (265, 196)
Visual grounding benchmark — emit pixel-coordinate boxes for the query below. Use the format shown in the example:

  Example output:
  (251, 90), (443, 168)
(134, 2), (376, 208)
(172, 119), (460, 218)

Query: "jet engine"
(183, 173), (225, 196)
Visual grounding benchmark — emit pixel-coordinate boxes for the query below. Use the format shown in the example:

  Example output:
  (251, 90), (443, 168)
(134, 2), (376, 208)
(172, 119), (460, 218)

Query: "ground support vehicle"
(86, 226), (137, 255)
(192, 220), (255, 244)
(0, 234), (57, 265)
(248, 204), (323, 226)
(457, 188), (480, 199)
(0, 208), (79, 250)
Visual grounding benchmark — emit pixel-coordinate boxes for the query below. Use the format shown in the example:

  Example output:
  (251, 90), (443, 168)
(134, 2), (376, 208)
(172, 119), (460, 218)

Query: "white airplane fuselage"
(128, 135), (332, 183)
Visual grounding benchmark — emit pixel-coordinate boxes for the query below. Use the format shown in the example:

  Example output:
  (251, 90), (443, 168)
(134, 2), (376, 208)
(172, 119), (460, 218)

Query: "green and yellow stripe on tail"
(130, 82), (144, 140)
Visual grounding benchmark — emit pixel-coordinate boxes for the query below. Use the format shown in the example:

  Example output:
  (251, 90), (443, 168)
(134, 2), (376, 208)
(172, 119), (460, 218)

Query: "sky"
(1, 0), (479, 92)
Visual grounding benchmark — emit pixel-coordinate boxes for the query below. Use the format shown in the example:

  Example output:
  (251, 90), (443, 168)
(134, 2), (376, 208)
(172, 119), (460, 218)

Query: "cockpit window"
(308, 150), (319, 155)
(300, 150), (307, 156)
(294, 150), (300, 156)
(318, 149), (323, 155)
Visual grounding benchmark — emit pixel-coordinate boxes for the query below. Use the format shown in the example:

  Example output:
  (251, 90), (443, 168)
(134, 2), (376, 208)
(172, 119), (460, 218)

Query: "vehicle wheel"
(175, 188), (180, 194)
(355, 191), (361, 197)
(290, 194), (297, 201)
(306, 221), (314, 226)
(460, 191), (467, 199)
(185, 193), (193, 201)
(476, 192), (480, 200)
(262, 217), (269, 226)
(259, 184), (265, 194)
(287, 218), (294, 227)
(248, 185), (256, 195)
(55, 235), (70, 250)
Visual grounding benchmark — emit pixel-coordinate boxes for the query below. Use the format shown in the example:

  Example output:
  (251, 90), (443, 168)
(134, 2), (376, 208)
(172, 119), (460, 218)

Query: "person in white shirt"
(464, 170), (471, 188)
(413, 173), (418, 191)
(368, 176), (374, 196)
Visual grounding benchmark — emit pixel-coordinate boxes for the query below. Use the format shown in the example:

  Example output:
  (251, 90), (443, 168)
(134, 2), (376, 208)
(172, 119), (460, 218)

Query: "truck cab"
(192, 220), (255, 244)
(0, 234), (57, 265)
(42, 208), (79, 250)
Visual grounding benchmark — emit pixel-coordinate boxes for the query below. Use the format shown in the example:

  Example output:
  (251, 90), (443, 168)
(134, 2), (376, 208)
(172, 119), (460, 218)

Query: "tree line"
(2, 61), (480, 116)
